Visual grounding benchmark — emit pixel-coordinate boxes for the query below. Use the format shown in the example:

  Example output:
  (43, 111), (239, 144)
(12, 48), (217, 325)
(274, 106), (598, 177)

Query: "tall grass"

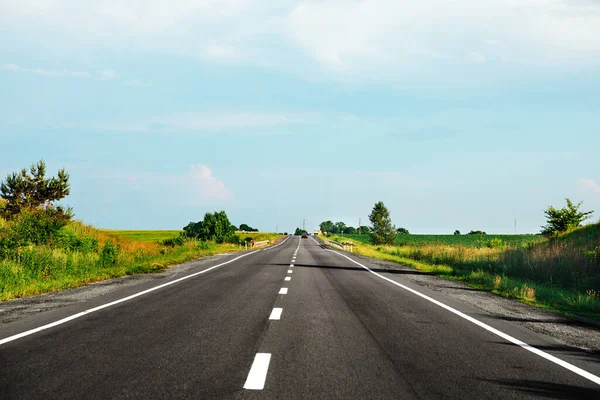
(99, 230), (182, 243)
(328, 225), (600, 320)
(0, 220), (282, 301)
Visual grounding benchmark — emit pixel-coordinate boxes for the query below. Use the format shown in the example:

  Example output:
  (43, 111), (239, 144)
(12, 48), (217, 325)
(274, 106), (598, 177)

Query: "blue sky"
(1, 0), (599, 233)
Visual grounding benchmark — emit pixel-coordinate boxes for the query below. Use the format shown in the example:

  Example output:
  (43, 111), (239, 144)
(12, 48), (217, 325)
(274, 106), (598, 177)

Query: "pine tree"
(0, 160), (70, 218)
(369, 201), (396, 245)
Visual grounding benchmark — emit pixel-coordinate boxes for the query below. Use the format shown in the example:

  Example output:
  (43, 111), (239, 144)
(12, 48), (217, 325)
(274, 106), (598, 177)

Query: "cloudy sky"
(1, 0), (599, 233)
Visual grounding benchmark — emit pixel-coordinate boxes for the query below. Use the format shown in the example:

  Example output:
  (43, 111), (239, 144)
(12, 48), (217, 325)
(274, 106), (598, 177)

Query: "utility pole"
(276, 224), (278, 234)
(303, 219), (305, 232)
(514, 218), (517, 235)
(358, 217), (361, 233)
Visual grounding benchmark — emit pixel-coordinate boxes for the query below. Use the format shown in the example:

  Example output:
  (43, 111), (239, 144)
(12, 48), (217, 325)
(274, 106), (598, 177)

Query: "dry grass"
(327, 226), (600, 320)
(1, 221), (283, 301)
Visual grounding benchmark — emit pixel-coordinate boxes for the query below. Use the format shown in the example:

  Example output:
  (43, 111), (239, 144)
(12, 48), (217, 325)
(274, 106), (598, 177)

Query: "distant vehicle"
(301, 232), (308, 238)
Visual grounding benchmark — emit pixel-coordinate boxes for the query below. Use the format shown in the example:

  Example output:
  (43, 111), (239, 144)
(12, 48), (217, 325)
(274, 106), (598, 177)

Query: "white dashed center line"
(244, 353), (271, 390)
(287, 270), (293, 274)
(279, 288), (288, 295)
(269, 308), (283, 320)
(285, 277), (291, 281)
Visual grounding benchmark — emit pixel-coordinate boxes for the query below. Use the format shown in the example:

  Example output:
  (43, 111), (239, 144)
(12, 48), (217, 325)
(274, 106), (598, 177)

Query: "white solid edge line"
(269, 308), (283, 320)
(284, 277), (291, 281)
(279, 288), (288, 294)
(0, 242), (279, 346)
(261, 236), (291, 252)
(244, 353), (271, 390)
(327, 248), (600, 386)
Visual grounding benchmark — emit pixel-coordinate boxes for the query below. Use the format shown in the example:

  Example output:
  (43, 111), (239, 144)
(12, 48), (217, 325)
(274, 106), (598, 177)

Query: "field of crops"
(342, 233), (545, 248)
(102, 230), (281, 244)
(100, 230), (181, 242)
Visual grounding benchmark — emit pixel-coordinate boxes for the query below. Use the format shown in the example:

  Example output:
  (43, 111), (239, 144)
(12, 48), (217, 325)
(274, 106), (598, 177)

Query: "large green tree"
(239, 223), (258, 232)
(319, 220), (335, 234)
(0, 160), (70, 218)
(182, 210), (236, 243)
(541, 198), (594, 237)
(369, 201), (396, 245)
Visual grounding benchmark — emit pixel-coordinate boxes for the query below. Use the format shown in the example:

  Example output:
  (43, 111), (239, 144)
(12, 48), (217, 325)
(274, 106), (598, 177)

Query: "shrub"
(161, 236), (185, 247)
(182, 210), (235, 243)
(54, 228), (99, 252)
(2, 207), (71, 248)
(228, 233), (241, 244)
(100, 240), (119, 266)
(541, 198), (594, 237)
(488, 238), (505, 249)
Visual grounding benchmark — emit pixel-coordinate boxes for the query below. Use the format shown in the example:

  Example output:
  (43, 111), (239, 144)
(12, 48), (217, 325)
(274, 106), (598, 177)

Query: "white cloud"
(82, 163), (233, 205)
(70, 111), (309, 133)
(0, 63), (91, 77)
(285, 0), (600, 74)
(122, 79), (149, 88)
(467, 52), (487, 64)
(578, 179), (600, 195)
(202, 43), (247, 61)
(2, 0), (600, 81)
(177, 164), (233, 203)
(101, 70), (115, 79)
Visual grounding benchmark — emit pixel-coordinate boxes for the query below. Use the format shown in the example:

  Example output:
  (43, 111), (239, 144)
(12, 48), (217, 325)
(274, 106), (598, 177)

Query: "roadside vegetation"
(320, 200), (600, 321)
(100, 230), (181, 243)
(0, 161), (281, 301)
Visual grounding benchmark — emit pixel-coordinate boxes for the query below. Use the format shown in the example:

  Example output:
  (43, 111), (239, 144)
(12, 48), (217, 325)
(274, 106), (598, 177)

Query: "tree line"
(318, 198), (595, 245)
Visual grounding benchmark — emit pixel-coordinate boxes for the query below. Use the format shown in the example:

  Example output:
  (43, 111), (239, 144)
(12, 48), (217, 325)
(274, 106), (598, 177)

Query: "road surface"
(1, 236), (599, 399)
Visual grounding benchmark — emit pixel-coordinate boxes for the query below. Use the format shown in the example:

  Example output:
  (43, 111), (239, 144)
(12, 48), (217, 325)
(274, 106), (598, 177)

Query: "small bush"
(488, 238), (505, 249)
(228, 234), (241, 244)
(100, 240), (119, 266)
(161, 236), (185, 247)
(1, 207), (71, 248)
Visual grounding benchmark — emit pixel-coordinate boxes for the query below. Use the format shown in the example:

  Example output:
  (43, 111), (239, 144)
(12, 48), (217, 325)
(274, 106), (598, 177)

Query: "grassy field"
(103, 230), (280, 244)
(99, 230), (181, 242)
(326, 227), (600, 321)
(340, 233), (544, 248)
(0, 221), (283, 301)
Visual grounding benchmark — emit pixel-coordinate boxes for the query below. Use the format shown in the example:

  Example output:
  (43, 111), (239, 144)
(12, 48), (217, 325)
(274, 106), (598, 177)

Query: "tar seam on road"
(244, 353), (272, 390)
(315, 237), (600, 386)
(0, 236), (292, 346)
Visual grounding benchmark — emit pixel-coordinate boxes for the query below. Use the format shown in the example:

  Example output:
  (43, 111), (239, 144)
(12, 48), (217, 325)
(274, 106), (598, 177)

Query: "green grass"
(326, 226), (600, 321)
(342, 233), (544, 248)
(1, 222), (284, 301)
(99, 230), (181, 242)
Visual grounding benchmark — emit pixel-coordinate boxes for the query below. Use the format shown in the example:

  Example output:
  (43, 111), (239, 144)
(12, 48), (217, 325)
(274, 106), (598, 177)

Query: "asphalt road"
(1, 236), (600, 399)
